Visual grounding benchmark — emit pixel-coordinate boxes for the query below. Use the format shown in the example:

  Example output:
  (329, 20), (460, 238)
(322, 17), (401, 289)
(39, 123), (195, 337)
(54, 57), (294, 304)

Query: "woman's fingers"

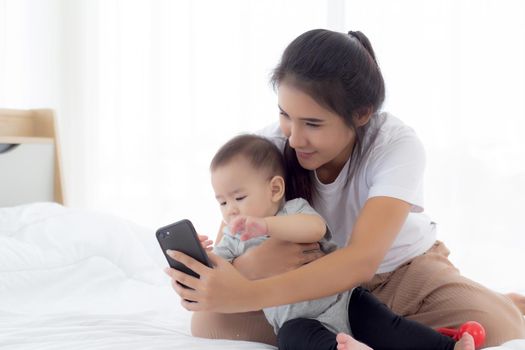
(164, 251), (255, 313)
(299, 242), (324, 264)
(166, 250), (211, 276)
(301, 249), (325, 264)
(170, 278), (209, 311)
(301, 242), (321, 253)
(170, 276), (198, 300)
(164, 266), (200, 290)
(180, 299), (203, 311)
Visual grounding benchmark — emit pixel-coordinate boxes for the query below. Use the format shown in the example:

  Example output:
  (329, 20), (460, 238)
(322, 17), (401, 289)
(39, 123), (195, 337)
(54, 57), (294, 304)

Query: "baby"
(204, 134), (475, 350)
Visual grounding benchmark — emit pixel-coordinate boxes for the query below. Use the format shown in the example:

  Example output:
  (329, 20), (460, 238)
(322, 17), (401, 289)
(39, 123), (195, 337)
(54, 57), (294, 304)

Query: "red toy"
(438, 321), (486, 348)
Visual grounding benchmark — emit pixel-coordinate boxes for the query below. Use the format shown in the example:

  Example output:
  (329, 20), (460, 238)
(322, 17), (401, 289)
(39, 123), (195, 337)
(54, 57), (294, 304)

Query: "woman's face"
(278, 81), (356, 183)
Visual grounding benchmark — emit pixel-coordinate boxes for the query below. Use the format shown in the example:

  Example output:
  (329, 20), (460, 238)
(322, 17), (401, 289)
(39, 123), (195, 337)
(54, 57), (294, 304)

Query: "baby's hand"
(198, 234), (214, 252)
(229, 216), (268, 241)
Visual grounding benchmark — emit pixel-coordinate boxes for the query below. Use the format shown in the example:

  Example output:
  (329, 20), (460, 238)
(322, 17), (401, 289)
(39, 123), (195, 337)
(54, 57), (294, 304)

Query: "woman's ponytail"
(347, 30), (379, 65)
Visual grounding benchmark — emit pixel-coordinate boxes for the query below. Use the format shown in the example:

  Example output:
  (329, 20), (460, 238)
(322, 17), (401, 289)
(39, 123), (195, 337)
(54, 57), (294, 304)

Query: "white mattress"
(0, 203), (523, 349)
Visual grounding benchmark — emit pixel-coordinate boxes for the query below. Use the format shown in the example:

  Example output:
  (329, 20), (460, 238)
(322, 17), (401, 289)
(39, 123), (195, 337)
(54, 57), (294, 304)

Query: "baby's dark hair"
(271, 29), (385, 202)
(210, 134), (285, 180)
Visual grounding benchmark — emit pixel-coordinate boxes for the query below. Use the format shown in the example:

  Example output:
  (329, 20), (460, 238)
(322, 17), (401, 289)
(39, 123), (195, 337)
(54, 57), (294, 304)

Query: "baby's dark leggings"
(277, 287), (456, 350)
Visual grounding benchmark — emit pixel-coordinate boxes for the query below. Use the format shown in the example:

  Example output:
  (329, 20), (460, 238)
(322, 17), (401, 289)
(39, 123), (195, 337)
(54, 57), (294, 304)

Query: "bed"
(2, 202), (525, 350)
(1, 110), (524, 349)
(0, 202), (276, 349)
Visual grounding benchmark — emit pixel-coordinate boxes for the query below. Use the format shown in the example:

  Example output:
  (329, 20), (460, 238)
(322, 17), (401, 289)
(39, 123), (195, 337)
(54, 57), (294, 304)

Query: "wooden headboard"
(0, 108), (65, 205)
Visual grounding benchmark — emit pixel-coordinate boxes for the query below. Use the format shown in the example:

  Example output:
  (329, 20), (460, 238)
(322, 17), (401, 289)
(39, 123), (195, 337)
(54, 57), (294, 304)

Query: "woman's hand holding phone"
(159, 219), (324, 312)
(164, 250), (258, 313)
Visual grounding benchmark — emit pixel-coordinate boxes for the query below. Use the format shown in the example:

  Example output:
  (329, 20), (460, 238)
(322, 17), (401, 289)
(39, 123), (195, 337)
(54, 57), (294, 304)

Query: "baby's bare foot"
(336, 332), (373, 350)
(454, 333), (475, 350)
(506, 292), (525, 315)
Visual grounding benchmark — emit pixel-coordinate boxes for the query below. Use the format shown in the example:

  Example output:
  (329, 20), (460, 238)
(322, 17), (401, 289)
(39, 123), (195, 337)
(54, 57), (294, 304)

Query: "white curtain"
(1, 0), (524, 293)
(344, 0), (525, 293)
(1, 0), (331, 230)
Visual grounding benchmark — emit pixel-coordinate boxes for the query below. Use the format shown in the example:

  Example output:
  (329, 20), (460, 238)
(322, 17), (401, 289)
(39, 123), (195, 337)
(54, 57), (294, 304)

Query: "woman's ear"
(353, 107), (373, 127)
(269, 175), (285, 203)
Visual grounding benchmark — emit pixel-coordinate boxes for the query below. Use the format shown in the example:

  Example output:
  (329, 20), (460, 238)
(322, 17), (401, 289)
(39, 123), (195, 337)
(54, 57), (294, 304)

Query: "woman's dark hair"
(271, 29), (385, 202)
(210, 134), (285, 180)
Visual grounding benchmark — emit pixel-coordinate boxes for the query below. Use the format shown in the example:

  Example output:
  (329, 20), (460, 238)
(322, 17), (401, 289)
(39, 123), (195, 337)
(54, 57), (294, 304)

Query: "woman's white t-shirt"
(258, 112), (437, 273)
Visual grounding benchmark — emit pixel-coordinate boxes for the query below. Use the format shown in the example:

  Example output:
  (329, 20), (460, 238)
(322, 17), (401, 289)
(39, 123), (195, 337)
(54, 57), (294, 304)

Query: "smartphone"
(156, 219), (212, 279)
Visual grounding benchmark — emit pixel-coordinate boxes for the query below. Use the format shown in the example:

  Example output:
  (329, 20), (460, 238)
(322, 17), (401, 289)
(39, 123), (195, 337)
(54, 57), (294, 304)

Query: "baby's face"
(211, 156), (278, 224)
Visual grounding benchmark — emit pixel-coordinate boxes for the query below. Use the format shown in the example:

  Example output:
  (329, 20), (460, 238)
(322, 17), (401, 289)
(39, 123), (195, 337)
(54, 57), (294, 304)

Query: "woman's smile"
(296, 150), (316, 160)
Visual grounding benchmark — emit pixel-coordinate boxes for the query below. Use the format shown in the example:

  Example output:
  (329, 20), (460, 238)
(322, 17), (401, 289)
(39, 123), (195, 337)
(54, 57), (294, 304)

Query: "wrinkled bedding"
(0, 203), (522, 349)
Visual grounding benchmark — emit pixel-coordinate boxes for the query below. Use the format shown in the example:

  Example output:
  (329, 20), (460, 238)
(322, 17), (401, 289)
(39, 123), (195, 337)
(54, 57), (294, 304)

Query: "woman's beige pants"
(191, 241), (525, 348)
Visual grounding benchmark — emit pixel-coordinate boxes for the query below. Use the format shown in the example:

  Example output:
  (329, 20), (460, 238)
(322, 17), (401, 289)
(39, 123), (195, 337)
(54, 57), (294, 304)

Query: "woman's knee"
(191, 311), (277, 345)
(191, 311), (218, 338)
(476, 307), (525, 347)
(445, 290), (525, 346)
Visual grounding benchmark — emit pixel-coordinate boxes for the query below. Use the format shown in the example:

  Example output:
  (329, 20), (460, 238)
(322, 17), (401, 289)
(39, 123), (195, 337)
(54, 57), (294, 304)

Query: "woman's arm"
(215, 221), (324, 280)
(233, 238), (324, 280)
(166, 196), (410, 312)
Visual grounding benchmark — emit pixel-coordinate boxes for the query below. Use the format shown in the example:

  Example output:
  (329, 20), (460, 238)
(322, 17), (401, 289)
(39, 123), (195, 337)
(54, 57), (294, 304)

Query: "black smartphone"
(156, 219), (212, 279)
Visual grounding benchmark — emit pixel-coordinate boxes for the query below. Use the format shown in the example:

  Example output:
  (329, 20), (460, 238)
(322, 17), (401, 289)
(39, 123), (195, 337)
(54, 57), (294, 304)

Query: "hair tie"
(347, 31), (362, 45)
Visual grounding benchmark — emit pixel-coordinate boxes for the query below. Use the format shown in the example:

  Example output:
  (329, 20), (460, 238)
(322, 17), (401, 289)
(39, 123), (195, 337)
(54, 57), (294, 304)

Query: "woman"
(165, 29), (525, 347)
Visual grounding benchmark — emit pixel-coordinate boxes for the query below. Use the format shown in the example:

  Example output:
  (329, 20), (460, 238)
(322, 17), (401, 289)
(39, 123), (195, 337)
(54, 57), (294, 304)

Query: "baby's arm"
(265, 214), (326, 243)
(231, 214), (326, 243)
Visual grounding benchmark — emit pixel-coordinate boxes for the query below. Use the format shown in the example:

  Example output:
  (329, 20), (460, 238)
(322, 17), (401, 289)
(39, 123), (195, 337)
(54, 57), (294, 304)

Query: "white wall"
(345, 0), (525, 293)
(0, 0), (62, 109)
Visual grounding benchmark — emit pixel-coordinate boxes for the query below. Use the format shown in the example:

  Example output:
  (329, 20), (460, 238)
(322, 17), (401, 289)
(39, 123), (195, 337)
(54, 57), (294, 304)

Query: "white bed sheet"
(0, 203), (273, 349)
(0, 203), (522, 349)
